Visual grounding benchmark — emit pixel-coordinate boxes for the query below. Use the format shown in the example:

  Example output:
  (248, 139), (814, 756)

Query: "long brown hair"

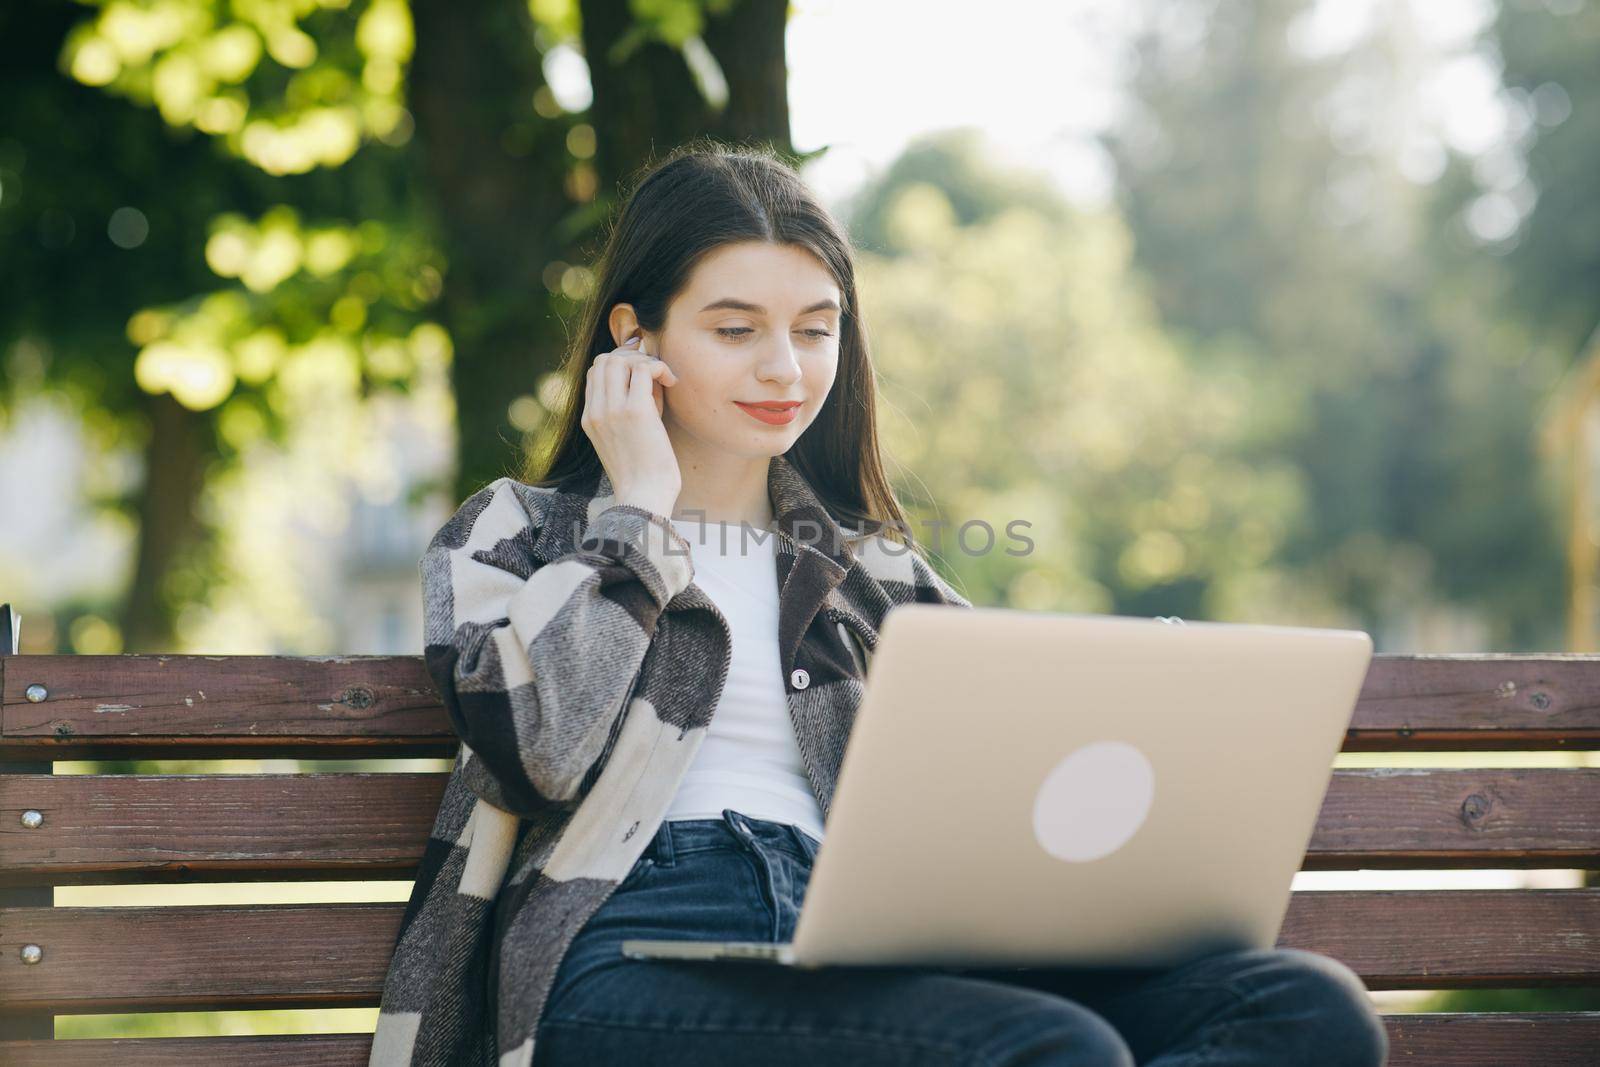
(519, 138), (919, 546)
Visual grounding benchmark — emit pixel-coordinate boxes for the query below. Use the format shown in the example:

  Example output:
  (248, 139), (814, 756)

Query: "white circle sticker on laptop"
(1032, 740), (1156, 862)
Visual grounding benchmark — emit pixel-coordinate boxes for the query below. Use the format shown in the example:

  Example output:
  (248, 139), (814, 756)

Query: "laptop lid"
(788, 606), (1373, 970)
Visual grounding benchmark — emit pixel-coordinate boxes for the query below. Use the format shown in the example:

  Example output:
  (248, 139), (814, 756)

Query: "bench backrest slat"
(2, 768), (1595, 886)
(2, 890), (1595, 1015)
(5, 654), (1599, 760)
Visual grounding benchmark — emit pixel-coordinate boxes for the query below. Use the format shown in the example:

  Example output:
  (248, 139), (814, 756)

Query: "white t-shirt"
(659, 516), (827, 843)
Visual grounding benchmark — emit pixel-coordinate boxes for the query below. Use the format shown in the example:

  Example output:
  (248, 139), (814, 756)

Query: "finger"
(618, 347), (676, 385)
(634, 352), (677, 386)
(604, 351), (631, 414)
(630, 355), (677, 402)
(624, 337), (675, 383)
(630, 341), (677, 385)
(583, 355), (604, 423)
(627, 356), (657, 409)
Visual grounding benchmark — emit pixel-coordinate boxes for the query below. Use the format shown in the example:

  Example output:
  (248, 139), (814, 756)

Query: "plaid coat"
(369, 451), (973, 1066)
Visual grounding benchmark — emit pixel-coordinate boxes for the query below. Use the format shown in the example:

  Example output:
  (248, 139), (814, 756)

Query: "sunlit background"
(2, 0), (1597, 1042)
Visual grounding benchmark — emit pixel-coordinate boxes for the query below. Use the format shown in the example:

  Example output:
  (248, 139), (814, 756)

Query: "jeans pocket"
(616, 853), (655, 893)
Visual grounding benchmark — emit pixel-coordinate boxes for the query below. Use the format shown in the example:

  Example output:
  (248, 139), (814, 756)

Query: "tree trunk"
(409, 0), (795, 501)
(408, 0), (577, 498)
(121, 392), (209, 652)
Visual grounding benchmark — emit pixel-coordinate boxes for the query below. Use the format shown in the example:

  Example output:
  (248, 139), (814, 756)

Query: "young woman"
(370, 143), (1389, 1067)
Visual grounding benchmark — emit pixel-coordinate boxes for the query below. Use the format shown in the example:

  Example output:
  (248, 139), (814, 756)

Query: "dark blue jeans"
(536, 809), (1388, 1066)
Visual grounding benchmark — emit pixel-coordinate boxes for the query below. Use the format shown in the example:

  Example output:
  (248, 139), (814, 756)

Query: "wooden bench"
(2, 605), (1597, 1064)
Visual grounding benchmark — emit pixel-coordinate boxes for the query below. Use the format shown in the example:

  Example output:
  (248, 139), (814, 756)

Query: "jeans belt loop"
(721, 808), (755, 847)
(654, 818), (675, 866)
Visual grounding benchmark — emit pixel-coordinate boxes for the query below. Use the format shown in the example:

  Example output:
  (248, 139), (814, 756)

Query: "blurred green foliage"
(60, 0), (415, 174)
(851, 146), (1321, 625)
(1102, 0), (1582, 649)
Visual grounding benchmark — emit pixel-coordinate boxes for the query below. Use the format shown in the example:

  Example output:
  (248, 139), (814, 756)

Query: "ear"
(607, 303), (646, 349)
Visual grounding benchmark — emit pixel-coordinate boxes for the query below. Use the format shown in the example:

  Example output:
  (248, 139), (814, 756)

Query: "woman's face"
(650, 240), (843, 459)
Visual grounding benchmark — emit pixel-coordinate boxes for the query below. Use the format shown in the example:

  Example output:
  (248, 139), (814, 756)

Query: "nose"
(756, 339), (804, 386)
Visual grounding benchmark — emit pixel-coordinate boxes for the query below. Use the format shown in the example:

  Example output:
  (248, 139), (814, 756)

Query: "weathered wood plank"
(0, 903), (402, 1013)
(1345, 654), (1600, 749)
(2, 892), (1596, 1011)
(0, 773), (449, 886)
(5, 653), (1600, 759)
(1278, 890), (1600, 989)
(0, 655), (451, 761)
(1305, 768), (1600, 869)
(4, 769), (1592, 886)
(0, 1033), (373, 1066)
(1378, 1010), (1600, 1066)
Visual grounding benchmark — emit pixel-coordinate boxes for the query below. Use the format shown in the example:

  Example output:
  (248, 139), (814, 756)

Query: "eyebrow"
(699, 297), (841, 315)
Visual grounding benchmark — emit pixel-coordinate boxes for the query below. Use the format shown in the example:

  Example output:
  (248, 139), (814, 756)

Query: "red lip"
(739, 401), (802, 409)
(736, 401), (801, 425)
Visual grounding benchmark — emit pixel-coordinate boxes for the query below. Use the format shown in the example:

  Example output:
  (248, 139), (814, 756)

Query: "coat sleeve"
(419, 477), (695, 817)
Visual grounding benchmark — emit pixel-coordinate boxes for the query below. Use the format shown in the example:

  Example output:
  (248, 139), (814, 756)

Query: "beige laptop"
(621, 604), (1373, 970)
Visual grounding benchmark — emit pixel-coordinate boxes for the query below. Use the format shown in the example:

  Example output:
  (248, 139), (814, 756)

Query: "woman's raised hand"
(580, 334), (683, 516)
